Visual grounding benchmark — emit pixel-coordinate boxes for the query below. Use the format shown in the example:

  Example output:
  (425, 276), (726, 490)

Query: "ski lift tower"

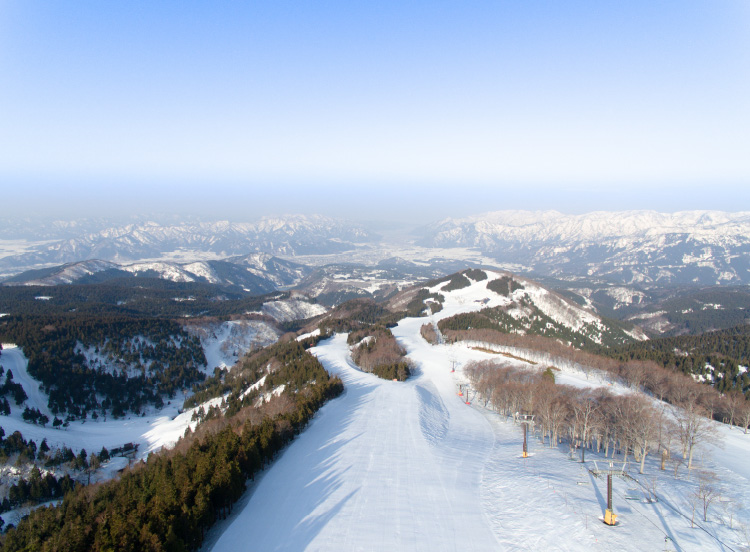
(518, 414), (534, 458)
(592, 460), (628, 526)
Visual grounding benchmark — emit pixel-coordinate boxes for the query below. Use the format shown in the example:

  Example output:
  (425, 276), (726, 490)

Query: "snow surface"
(196, 320), (280, 372)
(206, 277), (750, 551)
(1, 345), (54, 420)
(206, 332), (502, 551)
(296, 328), (321, 342)
(261, 299), (327, 323)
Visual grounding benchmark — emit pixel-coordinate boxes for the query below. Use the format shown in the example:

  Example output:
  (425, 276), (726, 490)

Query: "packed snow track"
(207, 329), (501, 551)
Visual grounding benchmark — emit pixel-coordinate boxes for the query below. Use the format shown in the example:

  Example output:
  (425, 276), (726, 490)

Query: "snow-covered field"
(205, 275), (750, 551)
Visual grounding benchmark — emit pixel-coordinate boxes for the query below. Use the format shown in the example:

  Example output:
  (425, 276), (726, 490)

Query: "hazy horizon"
(4, 176), (750, 226)
(2, 1), (749, 222)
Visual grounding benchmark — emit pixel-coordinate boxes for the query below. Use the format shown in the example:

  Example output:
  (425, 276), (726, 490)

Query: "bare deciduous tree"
(622, 395), (660, 474)
(737, 399), (750, 434)
(722, 390), (745, 429)
(673, 401), (716, 470)
(569, 389), (601, 462)
(692, 470), (721, 522)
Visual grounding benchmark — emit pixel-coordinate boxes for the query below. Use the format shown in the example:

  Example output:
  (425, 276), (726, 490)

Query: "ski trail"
(0, 345), (53, 419)
(207, 333), (500, 551)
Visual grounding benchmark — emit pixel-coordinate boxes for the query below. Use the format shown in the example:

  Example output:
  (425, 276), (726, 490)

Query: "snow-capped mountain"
(419, 210), (750, 285)
(121, 254), (311, 291)
(2, 254), (312, 293)
(0, 259), (123, 286)
(0, 215), (374, 274)
(226, 252), (312, 287)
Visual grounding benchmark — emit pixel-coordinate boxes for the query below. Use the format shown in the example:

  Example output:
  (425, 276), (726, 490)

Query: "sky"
(1, 0), (749, 222)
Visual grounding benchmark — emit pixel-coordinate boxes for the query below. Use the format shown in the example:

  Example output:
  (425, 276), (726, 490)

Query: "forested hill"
(0, 314), (207, 419)
(0, 339), (343, 551)
(410, 269), (644, 349)
(0, 279), (282, 318)
(607, 324), (750, 393)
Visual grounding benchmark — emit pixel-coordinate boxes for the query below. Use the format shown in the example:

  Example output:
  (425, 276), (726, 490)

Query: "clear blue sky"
(1, 0), (749, 220)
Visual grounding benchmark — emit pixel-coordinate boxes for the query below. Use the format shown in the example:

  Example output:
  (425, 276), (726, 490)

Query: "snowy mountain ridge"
(0, 215), (374, 274)
(420, 210), (750, 285)
(2, 254), (311, 292)
(381, 269), (645, 348)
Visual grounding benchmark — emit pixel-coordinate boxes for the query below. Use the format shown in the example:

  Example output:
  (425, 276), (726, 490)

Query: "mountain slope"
(419, 210), (750, 285)
(390, 269), (646, 348)
(207, 312), (745, 551)
(1, 260), (123, 286)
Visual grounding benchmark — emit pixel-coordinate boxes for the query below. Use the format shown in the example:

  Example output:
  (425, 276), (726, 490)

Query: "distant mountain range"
(0, 215), (374, 275)
(4, 210), (750, 289)
(2, 253), (311, 294)
(419, 210), (750, 286)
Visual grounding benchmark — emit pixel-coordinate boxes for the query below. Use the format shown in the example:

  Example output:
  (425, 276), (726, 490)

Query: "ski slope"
(0, 346), (53, 419)
(5, 270), (749, 549)
(207, 332), (500, 550)
(207, 274), (750, 552)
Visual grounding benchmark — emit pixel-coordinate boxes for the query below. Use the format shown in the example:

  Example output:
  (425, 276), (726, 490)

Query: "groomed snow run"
(207, 331), (500, 550)
(206, 309), (750, 551)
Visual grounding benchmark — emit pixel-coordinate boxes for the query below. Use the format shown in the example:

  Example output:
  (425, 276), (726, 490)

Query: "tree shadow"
(204, 372), (378, 551)
(648, 501), (684, 552)
(588, 471), (607, 514)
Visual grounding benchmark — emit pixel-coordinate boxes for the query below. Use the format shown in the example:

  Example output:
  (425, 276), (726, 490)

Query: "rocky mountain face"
(419, 210), (750, 286)
(0, 215), (374, 274)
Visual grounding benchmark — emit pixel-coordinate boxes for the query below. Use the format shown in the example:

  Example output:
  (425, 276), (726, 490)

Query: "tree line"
(607, 324), (750, 394)
(0, 467), (76, 519)
(0, 280), (284, 319)
(0, 367), (28, 412)
(439, 327), (750, 427)
(0, 342), (343, 551)
(437, 300), (636, 349)
(465, 360), (721, 473)
(486, 274), (524, 297)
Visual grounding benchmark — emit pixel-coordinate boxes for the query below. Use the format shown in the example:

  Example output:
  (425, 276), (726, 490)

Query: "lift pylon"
(517, 414), (534, 458)
(591, 460), (628, 525)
